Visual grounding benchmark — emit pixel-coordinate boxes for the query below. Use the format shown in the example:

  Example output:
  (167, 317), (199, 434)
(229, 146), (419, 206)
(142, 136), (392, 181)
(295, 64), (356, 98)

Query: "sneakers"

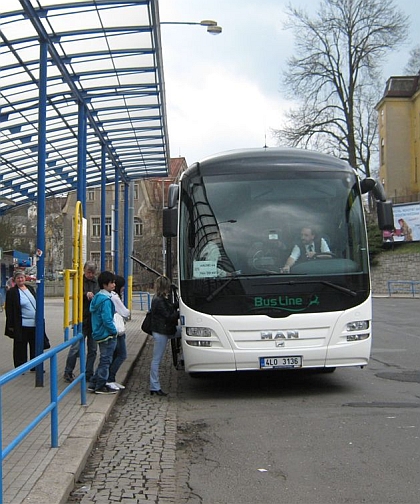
(87, 384), (95, 392)
(106, 381), (125, 390)
(64, 372), (75, 383)
(95, 385), (117, 395)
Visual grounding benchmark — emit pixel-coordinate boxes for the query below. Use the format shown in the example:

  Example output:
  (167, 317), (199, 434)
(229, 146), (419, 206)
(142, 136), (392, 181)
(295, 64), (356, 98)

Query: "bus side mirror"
(167, 184), (179, 209)
(163, 207), (178, 237)
(360, 177), (376, 194)
(377, 200), (394, 231)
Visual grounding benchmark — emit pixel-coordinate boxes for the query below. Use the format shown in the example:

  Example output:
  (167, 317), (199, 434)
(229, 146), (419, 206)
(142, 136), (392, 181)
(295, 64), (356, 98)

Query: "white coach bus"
(163, 148), (393, 374)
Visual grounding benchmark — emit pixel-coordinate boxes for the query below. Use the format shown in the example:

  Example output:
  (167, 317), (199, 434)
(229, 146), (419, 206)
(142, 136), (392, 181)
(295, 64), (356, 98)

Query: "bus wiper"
(286, 279), (357, 297)
(251, 279), (357, 297)
(320, 281), (357, 297)
(206, 274), (239, 302)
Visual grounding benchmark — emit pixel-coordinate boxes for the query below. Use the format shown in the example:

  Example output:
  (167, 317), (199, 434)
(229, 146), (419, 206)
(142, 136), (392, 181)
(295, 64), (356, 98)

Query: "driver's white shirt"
(289, 238), (330, 261)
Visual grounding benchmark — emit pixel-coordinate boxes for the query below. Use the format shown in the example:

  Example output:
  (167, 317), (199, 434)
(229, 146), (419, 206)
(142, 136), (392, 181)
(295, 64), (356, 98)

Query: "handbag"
(114, 312), (126, 336)
(141, 311), (152, 335)
(44, 333), (51, 349)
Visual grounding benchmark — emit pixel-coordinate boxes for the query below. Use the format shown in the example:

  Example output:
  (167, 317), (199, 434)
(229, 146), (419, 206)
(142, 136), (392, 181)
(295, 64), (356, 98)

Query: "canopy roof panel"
(0, 0), (169, 213)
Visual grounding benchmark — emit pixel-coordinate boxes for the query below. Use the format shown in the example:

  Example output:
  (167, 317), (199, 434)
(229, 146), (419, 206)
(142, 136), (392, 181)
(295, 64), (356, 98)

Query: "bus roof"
(185, 148), (354, 177)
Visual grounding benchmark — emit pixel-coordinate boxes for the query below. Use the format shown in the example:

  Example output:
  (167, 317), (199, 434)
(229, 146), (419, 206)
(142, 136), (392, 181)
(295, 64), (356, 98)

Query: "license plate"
(260, 356), (302, 369)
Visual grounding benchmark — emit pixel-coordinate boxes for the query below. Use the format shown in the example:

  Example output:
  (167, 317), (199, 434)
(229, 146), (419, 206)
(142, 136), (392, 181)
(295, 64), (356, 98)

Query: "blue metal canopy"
(0, 0), (169, 213)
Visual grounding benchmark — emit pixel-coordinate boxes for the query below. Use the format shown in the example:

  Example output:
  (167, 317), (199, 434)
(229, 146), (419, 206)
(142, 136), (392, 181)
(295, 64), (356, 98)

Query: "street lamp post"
(157, 18), (221, 279)
(160, 19), (222, 35)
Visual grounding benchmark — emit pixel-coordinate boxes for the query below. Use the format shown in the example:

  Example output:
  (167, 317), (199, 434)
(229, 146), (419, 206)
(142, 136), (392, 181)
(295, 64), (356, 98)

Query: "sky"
(158, 0), (420, 167)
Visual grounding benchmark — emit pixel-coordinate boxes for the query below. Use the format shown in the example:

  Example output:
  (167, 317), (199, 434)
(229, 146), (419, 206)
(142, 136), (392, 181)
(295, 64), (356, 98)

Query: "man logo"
(261, 331), (299, 340)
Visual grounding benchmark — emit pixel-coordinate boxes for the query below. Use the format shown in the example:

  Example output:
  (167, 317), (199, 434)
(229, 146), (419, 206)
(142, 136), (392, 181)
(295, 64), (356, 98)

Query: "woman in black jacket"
(4, 270), (37, 368)
(149, 276), (180, 396)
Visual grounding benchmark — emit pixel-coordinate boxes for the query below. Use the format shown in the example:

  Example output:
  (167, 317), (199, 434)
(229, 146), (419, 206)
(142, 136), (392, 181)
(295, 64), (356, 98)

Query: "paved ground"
(66, 337), (180, 504)
(2, 293), (409, 504)
(0, 297), (149, 504)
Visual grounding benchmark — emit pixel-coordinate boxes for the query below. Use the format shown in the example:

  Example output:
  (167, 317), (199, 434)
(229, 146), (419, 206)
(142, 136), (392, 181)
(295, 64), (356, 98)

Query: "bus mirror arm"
(360, 177), (387, 202)
(131, 255), (162, 277)
(130, 255), (178, 294)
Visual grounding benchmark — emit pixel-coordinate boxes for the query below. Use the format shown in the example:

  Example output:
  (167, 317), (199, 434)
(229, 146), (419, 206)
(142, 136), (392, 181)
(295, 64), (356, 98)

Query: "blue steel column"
(127, 182), (134, 308)
(77, 103), (87, 216)
(35, 40), (48, 387)
(113, 167), (119, 274)
(100, 145), (106, 271)
(123, 182), (129, 299)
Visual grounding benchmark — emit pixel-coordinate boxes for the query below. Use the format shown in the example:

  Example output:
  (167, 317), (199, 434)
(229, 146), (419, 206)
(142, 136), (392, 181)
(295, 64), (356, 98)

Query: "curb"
(25, 333), (148, 504)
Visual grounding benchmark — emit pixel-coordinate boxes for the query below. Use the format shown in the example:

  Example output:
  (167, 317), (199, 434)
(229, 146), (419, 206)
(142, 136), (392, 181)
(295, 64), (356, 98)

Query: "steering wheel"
(313, 252), (336, 259)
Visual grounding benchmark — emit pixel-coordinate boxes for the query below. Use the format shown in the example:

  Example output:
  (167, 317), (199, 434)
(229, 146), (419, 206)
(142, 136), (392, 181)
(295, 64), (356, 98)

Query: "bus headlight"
(186, 340), (212, 347)
(346, 320), (369, 341)
(346, 333), (370, 341)
(186, 327), (212, 337)
(346, 321), (369, 331)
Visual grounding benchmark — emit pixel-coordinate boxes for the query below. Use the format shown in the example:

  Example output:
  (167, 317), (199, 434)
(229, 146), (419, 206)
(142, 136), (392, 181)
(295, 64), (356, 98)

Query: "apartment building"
(62, 157), (187, 288)
(376, 74), (420, 203)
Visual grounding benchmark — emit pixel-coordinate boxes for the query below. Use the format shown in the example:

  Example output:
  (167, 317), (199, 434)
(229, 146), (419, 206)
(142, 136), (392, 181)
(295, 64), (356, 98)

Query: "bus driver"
(281, 226), (330, 273)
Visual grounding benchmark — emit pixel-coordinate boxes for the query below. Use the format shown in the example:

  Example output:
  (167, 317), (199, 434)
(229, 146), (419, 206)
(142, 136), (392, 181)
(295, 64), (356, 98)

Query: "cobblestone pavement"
(67, 336), (182, 504)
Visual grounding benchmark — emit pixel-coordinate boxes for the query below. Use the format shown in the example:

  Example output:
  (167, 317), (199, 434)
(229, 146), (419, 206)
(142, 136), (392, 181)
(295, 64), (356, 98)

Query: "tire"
(170, 337), (182, 368)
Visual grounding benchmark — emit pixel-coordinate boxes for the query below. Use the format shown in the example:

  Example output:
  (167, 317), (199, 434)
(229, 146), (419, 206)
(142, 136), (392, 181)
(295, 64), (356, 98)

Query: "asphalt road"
(175, 297), (420, 504)
(67, 297), (420, 504)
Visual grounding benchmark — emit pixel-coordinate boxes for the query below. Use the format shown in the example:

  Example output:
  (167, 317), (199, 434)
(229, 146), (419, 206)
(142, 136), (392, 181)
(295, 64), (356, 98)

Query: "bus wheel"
(319, 367), (336, 373)
(170, 338), (182, 368)
(189, 372), (206, 378)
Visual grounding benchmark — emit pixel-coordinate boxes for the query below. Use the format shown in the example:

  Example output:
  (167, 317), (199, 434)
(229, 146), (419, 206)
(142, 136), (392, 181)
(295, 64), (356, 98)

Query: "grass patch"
(382, 242), (420, 254)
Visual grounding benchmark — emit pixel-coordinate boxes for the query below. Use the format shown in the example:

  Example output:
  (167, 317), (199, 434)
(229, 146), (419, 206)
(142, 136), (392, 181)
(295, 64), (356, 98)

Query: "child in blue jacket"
(88, 271), (118, 394)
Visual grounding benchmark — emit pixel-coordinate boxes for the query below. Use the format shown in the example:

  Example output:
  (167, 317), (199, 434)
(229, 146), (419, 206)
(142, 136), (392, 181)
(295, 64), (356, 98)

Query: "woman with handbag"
(107, 275), (130, 390)
(4, 270), (38, 368)
(149, 275), (180, 396)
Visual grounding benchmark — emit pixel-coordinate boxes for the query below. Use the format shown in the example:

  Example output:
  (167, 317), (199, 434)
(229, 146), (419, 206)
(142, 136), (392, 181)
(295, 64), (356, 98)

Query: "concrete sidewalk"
(0, 297), (148, 504)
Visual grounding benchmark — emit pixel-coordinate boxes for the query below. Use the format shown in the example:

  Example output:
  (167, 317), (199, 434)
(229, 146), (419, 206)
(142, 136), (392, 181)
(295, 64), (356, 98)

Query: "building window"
(17, 223), (27, 234)
(88, 190), (95, 201)
(105, 252), (113, 271)
(119, 183), (139, 200)
(134, 217), (143, 236)
(380, 138), (385, 166)
(91, 217), (100, 237)
(105, 216), (112, 236)
(91, 252), (100, 265)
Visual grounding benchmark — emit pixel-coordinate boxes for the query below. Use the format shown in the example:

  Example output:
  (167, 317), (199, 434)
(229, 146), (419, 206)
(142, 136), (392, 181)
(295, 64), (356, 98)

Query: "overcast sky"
(158, 0), (420, 166)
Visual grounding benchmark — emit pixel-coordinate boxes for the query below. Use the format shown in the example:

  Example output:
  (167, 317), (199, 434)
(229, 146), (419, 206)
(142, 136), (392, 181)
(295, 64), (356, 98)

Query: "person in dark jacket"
(63, 261), (99, 382)
(4, 270), (37, 368)
(149, 276), (180, 396)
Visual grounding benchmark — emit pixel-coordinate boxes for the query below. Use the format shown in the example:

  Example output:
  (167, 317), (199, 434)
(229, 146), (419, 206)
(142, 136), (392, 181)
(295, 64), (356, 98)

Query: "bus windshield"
(178, 164), (369, 316)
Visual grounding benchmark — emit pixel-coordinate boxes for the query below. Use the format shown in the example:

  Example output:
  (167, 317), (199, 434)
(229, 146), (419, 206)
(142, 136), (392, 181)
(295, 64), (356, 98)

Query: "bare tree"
(405, 45), (420, 74)
(0, 215), (16, 251)
(274, 0), (409, 176)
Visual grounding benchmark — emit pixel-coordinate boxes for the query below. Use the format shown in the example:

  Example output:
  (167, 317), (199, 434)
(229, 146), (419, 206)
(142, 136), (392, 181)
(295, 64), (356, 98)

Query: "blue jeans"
(150, 327), (181, 391)
(90, 337), (117, 391)
(64, 334), (97, 381)
(108, 334), (127, 383)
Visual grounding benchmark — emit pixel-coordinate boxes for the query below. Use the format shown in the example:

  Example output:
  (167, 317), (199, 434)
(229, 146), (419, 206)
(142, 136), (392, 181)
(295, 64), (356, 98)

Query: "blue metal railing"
(387, 280), (420, 297)
(133, 291), (151, 310)
(0, 333), (86, 503)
